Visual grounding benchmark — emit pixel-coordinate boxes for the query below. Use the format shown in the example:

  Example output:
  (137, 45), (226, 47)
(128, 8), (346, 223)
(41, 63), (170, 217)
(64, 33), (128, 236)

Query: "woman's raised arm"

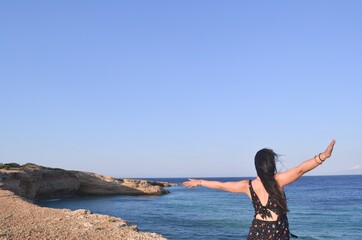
(182, 178), (249, 193)
(276, 139), (336, 187)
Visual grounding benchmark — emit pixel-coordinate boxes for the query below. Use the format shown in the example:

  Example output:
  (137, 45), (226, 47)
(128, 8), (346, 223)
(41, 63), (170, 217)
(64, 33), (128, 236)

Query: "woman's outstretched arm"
(182, 179), (249, 193)
(276, 139), (336, 187)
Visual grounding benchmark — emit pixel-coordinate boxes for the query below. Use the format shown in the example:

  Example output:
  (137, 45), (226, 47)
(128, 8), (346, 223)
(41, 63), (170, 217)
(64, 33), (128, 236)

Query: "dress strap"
(248, 180), (253, 193)
(249, 180), (260, 208)
(248, 180), (257, 202)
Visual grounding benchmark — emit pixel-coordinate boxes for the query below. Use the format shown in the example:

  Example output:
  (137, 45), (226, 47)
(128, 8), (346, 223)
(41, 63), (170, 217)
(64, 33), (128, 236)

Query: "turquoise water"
(37, 175), (362, 239)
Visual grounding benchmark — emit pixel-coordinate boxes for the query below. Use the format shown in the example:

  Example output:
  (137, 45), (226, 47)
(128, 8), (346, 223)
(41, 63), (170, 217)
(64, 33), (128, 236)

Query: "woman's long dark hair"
(255, 148), (288, 215)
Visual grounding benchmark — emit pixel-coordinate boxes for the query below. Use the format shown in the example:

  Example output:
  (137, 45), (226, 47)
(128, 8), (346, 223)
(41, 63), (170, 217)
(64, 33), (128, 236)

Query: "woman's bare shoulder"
(274, 168), (300, 187)
(235, 179), (251, 193)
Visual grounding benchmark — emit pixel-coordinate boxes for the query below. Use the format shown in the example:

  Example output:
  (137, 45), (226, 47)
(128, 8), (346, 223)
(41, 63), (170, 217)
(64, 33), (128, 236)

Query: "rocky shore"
(0, 163), (176, 240)
(0, 190), (166, 240)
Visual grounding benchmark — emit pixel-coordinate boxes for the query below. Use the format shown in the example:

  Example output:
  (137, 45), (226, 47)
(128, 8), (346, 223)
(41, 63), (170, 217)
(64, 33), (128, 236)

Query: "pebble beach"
(0, 189), (165, 240)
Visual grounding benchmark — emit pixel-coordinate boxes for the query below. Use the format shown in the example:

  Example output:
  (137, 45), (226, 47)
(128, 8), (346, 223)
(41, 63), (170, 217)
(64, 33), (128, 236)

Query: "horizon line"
(128, 173), (362, 179)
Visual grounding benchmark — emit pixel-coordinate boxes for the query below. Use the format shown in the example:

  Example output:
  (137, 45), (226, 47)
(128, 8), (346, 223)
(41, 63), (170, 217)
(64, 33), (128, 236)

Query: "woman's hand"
(321, 139), (336, 160)
(182, 178), (201, 188)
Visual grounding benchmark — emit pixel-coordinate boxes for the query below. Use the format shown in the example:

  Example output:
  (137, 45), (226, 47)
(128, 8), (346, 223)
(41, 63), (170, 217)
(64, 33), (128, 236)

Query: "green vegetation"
(0, 162), (64, 171)
(0, 163), (39, 170)
(0, 163), (21, 170)
(21, 163), (40, 169)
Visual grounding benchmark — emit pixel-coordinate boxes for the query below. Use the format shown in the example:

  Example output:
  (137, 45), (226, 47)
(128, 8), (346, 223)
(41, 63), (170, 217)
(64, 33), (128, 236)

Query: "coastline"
(0, 189), (166, 240)
(0, 164), (170, 240)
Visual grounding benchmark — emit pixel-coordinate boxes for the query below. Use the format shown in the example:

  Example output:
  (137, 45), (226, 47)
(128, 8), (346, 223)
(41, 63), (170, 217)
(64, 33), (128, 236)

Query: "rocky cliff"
(0, 163), (175, 199)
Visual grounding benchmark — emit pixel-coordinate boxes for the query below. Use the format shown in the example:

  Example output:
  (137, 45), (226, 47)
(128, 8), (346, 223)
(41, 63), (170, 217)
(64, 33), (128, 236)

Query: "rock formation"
(0, 163), (175, 199)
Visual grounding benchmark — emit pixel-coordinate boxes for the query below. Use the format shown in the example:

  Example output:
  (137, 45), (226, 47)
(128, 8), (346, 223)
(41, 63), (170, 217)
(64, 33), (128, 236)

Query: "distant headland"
(0, 162), (177, 199)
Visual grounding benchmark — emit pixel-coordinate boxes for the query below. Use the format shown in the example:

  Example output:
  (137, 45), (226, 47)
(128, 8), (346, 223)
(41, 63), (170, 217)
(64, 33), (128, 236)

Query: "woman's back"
(248, 178), (284, 221)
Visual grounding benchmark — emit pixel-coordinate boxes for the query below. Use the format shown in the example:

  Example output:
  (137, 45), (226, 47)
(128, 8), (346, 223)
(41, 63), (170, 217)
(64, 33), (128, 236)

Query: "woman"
(183, 140), (336, 240)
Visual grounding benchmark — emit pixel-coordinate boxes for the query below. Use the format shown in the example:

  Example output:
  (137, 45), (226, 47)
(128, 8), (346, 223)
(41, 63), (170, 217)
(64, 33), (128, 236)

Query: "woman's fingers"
(324, 139), (336, 158)
(327, 139), (336, 152)
(182, 179), (194, 188)
(182, 179), (199, 188)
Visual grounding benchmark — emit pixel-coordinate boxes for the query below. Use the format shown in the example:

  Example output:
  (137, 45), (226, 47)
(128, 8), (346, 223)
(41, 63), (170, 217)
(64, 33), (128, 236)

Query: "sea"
(36, 175), (362, 240)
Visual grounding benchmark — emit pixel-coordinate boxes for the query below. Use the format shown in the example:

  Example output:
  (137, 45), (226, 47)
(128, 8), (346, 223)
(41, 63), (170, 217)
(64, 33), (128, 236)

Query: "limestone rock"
(0, 167), (79, 199)
(0, 164), (174, 199)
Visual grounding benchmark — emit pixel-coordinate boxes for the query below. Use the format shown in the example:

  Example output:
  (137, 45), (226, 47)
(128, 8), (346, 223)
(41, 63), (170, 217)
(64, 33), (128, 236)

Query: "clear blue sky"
(1, 1), (361, 178)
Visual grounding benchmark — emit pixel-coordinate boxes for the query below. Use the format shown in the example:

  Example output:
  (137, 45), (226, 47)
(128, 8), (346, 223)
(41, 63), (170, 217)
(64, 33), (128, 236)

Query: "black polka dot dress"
(247, 180), (290, 240)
